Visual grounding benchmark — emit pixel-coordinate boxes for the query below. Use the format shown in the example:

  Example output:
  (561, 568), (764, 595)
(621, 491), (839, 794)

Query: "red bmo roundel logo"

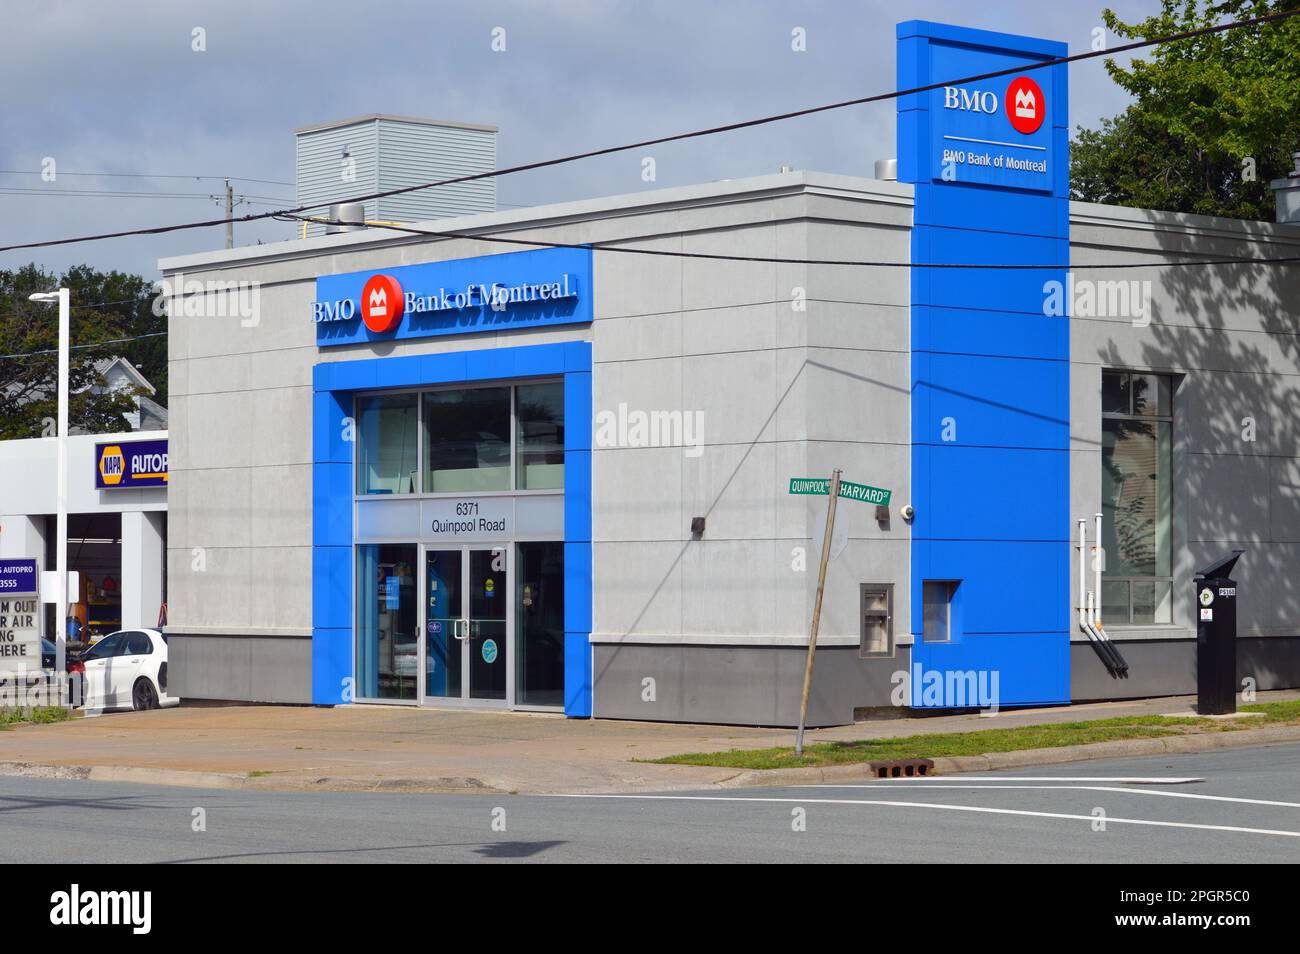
(1005, 76), (1045, 135)
(360, 274), (404, 333)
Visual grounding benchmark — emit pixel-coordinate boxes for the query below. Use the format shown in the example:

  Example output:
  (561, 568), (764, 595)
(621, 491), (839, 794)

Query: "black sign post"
(1194, 550), (1244, 716)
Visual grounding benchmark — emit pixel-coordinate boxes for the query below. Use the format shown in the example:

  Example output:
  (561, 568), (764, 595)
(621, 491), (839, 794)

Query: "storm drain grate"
(868, 759), (934, 779)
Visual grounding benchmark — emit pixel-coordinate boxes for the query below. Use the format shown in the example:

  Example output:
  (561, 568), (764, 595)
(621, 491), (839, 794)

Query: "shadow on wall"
(1094, 217), (1300, 659)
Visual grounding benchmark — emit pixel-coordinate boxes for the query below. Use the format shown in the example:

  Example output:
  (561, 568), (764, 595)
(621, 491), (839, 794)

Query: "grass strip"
(0, 706), (74, 729)
(648, 700), (1300, 770)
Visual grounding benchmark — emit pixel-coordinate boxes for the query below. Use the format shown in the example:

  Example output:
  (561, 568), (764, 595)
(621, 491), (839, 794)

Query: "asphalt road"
(1, 744), (1298, 863)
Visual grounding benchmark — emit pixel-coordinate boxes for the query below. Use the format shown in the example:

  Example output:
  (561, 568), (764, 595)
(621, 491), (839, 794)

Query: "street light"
(29, 288), (70, 685)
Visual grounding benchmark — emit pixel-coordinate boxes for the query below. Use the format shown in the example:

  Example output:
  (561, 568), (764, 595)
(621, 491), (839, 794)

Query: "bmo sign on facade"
(930, 68), (1054, 192)
(314, 246), (593, 347)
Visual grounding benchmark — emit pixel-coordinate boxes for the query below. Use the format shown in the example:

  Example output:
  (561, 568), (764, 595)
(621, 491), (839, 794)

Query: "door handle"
(453, 619), (469, 640)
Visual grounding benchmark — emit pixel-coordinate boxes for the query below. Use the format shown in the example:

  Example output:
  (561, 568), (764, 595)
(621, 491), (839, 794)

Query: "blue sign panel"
(0, 560), (38, 598)
(95, 439), (168, 490)
(926, 43), (1055, 192)
(899, 20), (1071, 707)
(314, 246), (593, 347)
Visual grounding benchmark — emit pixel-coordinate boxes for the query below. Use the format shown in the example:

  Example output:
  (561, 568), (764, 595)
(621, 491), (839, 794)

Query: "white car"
(78, 628), (179, 712)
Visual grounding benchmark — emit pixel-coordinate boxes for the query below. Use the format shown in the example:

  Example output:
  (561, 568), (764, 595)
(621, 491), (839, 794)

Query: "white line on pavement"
(807, 784), (1300, 808)
(853, 776), (1204, 784)
(540, 793), (1300, 839)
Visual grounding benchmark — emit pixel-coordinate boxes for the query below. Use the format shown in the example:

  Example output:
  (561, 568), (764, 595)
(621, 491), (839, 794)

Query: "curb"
(0, 760), (502, 794)
(715, 723), (1300, 788)
(2, 723), (1297, 795)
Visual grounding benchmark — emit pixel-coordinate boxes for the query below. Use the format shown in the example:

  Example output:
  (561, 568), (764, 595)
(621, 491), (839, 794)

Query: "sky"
(0, 0), (1164, 280)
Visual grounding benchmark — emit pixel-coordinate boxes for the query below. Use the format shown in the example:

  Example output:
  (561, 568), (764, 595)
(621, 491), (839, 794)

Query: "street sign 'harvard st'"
(789, 477), (892, 506)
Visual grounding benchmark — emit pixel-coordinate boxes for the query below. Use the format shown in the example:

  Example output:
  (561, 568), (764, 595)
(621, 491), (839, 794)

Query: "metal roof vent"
(874, 158), (898, 181)
(325, 202), (366, 234)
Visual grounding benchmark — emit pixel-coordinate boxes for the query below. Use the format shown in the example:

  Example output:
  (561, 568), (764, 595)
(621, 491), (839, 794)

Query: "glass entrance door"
(467, 549), (507, 700)
(423, 549), (463, 700)
(422, 547), (508, 704)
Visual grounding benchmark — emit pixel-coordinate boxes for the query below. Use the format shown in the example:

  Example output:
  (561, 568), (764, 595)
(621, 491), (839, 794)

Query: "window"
(355, 544), (418, 701)
(860, 584), (893, 657)
(124, 632), (153, 655)
(516, 382), (565, 490)
(354, 381), (565, 495)
(516, 542), (565, 705)
(356, 394), (418, 495)
(82, 633), (126, 661)
(1101, 371), (1173, 625)
(423, 387), (512, 492)
(922, 581), (956, 643)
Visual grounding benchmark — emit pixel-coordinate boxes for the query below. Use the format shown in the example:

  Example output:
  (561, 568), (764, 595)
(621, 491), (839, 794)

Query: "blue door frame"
(310, 340), (593, 716)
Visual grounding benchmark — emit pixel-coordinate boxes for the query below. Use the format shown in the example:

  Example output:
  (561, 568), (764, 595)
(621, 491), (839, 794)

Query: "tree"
(1070, 0), (1300, 219)
(0, 264), (165, 440)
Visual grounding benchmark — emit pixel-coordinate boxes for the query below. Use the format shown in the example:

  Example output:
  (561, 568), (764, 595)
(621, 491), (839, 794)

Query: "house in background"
(85, 356), (168, 434)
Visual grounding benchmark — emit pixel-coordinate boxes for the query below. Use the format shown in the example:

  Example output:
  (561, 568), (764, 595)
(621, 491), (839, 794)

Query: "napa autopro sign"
(95, 439), (168, 490)
(313, 246), (593, 347)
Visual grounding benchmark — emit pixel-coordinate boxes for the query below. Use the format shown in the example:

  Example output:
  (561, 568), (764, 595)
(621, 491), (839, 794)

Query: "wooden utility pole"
(224, 178), (234, 250)
(795, 468), (841, 756)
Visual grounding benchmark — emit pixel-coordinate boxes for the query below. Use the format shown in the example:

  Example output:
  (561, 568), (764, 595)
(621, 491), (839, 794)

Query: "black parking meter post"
(1194, 549), (1244, 716)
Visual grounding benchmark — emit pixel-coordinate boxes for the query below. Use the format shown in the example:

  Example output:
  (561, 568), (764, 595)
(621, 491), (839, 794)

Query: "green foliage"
(1071, 0), (1300, 219)
(0, 264), (165, 440)
(0, 706), (73, 728)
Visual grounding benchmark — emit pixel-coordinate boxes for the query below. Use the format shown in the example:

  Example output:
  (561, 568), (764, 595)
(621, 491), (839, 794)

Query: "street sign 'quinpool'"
(789, 477), (892, 506)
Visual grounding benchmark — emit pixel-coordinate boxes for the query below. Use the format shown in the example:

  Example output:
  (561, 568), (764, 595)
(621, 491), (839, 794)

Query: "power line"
(0, 8), (1294, 256)
(0, 331), (165, 362)
(284, 213), (1300, 271)
(0, 187), (291, 202)
(0, 170), (293, 187)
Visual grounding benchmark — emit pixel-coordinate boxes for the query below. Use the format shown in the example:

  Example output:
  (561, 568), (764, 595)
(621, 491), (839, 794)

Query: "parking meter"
(1194, 549), (1243, 716)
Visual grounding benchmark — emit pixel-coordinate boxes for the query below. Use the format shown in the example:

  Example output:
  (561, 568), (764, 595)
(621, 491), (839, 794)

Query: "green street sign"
(788, 477), (892, 506)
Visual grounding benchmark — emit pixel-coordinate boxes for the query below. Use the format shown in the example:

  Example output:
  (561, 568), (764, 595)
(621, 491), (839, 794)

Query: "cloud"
(0, 0), (1153, 278)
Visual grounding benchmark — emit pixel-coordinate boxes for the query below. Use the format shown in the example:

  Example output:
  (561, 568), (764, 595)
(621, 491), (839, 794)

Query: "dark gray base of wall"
(1070, 637), (1300, 701)
(169, 633), (313, 704)
(592, 643), (908, 727)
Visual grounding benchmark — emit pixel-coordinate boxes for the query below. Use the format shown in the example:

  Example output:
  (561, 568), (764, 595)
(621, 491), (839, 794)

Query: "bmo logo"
(361, 274), (405, 333)
(1005, 76), (1045, 134)
(943, 85), (997, 115)
(941, 75), (1046, 135)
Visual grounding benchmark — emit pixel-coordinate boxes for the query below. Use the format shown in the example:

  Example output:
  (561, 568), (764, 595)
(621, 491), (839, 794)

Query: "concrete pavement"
(1, 744), (1297, 863)
(0, 690), (1296, 794)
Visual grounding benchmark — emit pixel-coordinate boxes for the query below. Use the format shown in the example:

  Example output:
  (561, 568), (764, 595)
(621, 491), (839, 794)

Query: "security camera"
(900, 504), (915, 521)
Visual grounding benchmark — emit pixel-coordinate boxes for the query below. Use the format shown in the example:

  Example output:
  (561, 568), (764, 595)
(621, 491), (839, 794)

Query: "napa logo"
(97, 446), (125, 486)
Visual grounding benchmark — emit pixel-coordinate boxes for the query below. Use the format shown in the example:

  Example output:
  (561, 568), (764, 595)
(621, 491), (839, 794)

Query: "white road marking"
(809, 784), (1300, 809)
(857, 776), (1204, 784)
(541, 793), (1300, 840)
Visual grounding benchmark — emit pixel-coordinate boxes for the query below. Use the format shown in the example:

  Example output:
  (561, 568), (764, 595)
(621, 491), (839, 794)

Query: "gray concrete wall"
(1071, 637), (1300, 701)
(589, 186), (914, 651)
(168, 632), (312, 703)
(1069, 204), (1300, 696)
(593, 643), (909, 726)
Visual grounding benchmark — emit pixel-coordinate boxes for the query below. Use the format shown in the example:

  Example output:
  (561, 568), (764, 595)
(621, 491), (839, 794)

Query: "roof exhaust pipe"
(325, 202), (367, 234)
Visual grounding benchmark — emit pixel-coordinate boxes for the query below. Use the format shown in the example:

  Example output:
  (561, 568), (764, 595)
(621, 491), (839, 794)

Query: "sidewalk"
(1, 690), (1297, 794)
